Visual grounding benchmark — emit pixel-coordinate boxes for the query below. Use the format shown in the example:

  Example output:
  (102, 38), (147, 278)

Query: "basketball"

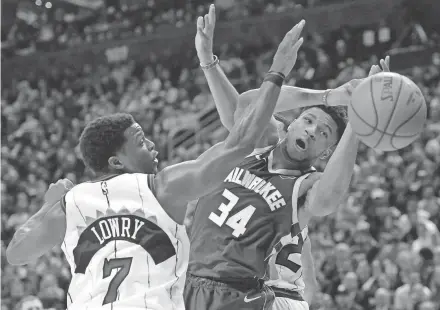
(348, 72), (427, 151)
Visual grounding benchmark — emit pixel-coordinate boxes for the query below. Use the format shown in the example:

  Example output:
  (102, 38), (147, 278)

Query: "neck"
(272, 144), (313, 172)
(93, 171), (123, 181)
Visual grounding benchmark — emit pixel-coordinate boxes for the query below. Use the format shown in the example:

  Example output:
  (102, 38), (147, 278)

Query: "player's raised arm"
(303, 57), (390, 217)
(153, 22), (305, 224)
(6, 179), (73, 265)
(300, 238), (318, 304)
(196, 6), (359, 139)
(195, 4), (238, 130)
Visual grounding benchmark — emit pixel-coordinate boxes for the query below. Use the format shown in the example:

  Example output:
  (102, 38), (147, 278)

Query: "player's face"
(115, 123), (159, 174)
(282, 108), (339, 162)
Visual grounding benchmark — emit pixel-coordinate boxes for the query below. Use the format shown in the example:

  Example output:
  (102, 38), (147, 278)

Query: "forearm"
(301, 239), (318, 303)
(228, 80), (281, 148)
(6, 201), (62, 265)
(203, 61), (239, 130)
(303, 271), (318, 304)
(302, 257), (318, 303)
(240, 86), (326, 114)
(310, 124), (359, 216)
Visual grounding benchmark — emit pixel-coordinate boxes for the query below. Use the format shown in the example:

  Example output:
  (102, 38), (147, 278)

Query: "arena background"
(1, 0), (440, 309)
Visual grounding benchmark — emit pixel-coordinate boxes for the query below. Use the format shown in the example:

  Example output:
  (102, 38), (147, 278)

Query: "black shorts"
(184, 273), (275, 310)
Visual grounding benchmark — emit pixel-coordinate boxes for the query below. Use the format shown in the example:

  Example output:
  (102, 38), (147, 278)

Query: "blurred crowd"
(2, 7), (440, 310)
(2, 0), (349, 57)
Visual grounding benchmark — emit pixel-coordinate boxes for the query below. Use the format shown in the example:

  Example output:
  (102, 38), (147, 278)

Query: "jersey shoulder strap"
(247, 143), (278, 159)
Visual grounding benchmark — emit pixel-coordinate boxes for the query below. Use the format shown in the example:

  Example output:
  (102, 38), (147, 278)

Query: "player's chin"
(286, 147), (306, 162)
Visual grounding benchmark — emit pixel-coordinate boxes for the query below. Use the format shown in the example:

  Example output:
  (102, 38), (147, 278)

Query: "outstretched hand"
(195, 4), (216, 65)
(269, 20), (305, 77)
(327, 56), (391, 106)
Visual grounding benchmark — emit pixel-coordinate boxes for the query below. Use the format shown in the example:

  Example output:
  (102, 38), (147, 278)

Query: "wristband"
(267, 71), (286, 80)
(200, 55), (219, 70)
(263, 72), (284, 88)
(322, 89), (332, 106)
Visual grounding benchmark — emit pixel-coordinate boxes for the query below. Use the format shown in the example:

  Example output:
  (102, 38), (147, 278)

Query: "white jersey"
(266, 226), (308, 294)
(61, 173), (189, 310)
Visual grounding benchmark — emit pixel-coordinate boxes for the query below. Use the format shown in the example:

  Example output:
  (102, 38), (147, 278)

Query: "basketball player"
(6, 19), (305, 310)
(184, 5), (391, 310)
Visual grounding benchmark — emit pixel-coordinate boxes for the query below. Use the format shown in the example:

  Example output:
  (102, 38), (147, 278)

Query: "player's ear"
(108, 156), (124, 170)
(319, 148), (333, 160)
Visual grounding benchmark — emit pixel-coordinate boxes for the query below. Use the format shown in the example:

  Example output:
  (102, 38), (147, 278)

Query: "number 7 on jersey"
(208, 189), (256, 237)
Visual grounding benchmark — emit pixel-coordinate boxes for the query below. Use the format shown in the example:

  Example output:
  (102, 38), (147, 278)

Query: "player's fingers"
(291, 37), (304, 51)
(208, 4), (216, 28)
(285, 19), (304, 38)
(385, 55), (390, 69)
(380, 58), (390, 72)
(368, 65), (379, 76)
(290, 20), (305, 42)
(196, 17), (209, 40)
(204, 14), (209, 30)
(196, 16), (204, 32)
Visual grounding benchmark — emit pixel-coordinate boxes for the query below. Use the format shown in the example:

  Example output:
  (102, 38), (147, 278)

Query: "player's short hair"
(79, 113), (135, 173)
(299, 105), (348, 141)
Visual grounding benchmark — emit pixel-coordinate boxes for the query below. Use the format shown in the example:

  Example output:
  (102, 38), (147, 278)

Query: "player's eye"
(321, 131), (328, 138)
(139, 140), (145, 146)
(304, 118), (312, 124)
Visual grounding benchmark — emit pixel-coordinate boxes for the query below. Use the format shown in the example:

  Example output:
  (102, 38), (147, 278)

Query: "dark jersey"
(187, 145), (315, 280)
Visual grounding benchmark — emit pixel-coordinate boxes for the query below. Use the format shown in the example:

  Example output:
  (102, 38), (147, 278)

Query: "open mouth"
(295, 138), (307, 151)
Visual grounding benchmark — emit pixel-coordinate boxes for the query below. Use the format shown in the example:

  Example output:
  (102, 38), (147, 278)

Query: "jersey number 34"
(209, 189), (256, 237)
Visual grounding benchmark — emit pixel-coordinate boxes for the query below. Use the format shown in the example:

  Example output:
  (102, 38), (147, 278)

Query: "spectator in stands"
(14, 296), (43, 310)
(1, 8), (440, 310)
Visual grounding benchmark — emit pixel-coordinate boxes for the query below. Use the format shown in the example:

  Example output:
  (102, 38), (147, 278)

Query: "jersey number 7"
(102, 257), (133, 305)
(209, 189), (256, 237)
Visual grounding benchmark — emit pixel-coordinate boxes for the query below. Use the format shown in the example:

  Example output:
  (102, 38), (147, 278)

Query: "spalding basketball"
(348, 72), (427, 151)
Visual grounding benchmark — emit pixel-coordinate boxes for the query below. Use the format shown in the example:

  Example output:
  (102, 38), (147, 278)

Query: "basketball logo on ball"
(348, 72), (427, 151)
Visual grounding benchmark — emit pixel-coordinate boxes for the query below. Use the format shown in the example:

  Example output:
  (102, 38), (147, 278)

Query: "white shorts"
(271, 297), (309, 310)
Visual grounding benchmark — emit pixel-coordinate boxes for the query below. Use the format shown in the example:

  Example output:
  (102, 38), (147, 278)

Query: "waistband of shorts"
(186, 273), (265, 292)
(270, 287), (304, 301)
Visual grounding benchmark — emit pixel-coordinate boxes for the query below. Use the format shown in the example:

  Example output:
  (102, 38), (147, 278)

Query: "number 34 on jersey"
(208, 189), (255, 238)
